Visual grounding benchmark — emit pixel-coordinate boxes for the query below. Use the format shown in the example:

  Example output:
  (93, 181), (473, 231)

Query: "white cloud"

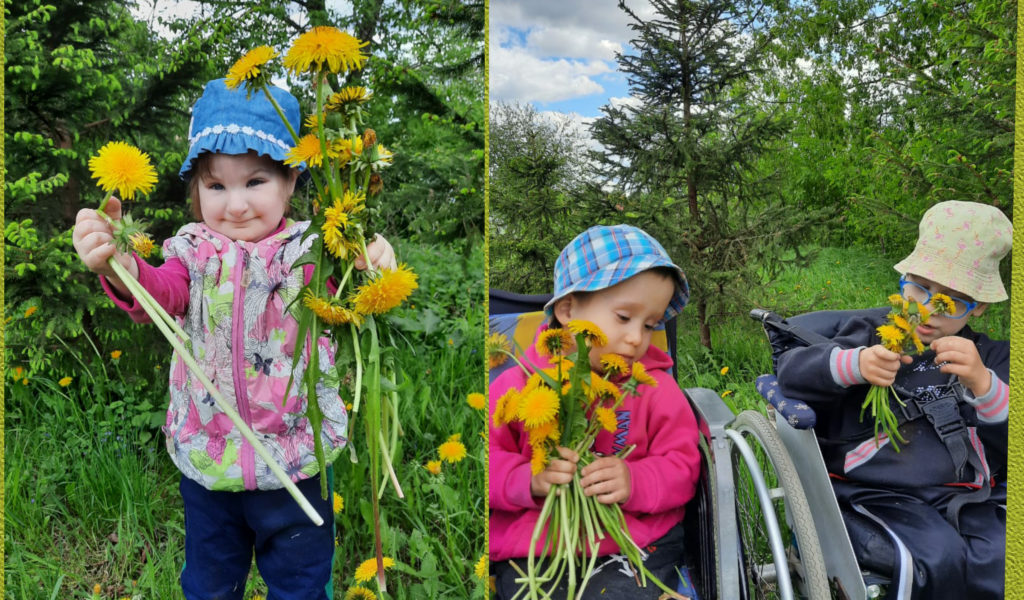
(608, 95), (642, 110)
(490, 45), (606, 104)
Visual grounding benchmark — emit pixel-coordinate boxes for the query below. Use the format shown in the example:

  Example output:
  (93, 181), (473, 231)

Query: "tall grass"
(4, 240), (487, 600)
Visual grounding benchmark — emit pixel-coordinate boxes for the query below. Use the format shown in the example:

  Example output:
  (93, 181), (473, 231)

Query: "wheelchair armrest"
(685, 387), (736, 434)
(755, 374), (816, 429)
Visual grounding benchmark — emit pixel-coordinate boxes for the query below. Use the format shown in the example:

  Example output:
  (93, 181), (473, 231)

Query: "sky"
(489, 0), (655, 128)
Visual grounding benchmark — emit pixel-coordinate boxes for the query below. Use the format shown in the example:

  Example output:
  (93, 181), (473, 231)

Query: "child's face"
(554, 270), (676, 374)
(903, 273), (987, 345)
(197, 152), (298, 242)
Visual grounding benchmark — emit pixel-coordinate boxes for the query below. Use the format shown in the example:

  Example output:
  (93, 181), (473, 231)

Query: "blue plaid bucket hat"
(543, 224), (690, 322)
(178, 78), (306, 181)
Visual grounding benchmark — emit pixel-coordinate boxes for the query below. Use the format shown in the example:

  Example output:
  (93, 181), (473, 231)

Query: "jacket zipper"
(230, 244), (258, 490)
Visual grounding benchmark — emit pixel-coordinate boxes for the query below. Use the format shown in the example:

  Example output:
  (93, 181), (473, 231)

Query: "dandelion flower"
(284, 26), (368, 75)
(438, 438), (467, 463)
(351, 264), (419, 315)
(527, 420), (559, 447)
(345, 586), (378, 600)
(567, 320), (608, 347)
(58, 376), (72, 387)
(285, 134), (324, 168)
(629, 362), (657, 387)
(475, 555), (488, 580)
(302, 290), (362, 326)
(467, 392), (486, 410)
(130, 232), (155, 258)
(536, 328), (573, 357)
(88, 141), (158, 200)
(327, 86), (372, 111)
(425, 459), (442, 475)
(877, 324), (905, 353)
(516, 387), (559, 428)
(353, 556), (395, 583)
(333, 491), (344, 514)
(911, 332), (925, 354)
(931, 293), (957, 315)
(110, 350), (122, 360)
(594, 407), (618, 433)
(722, 390), (734, 398)
(530, 447), (549, 475)
(586, 376), (621, 402)
(720, 366), (729, 376)
(225, 45), (278, 90)
(487, 332), (511, 369)
(599, 354), (628, 376)
(329, 137), (364, 166)
(23, 306), (37, 318)
(892, 314), (912, 332)
(493, 388), (520, 427)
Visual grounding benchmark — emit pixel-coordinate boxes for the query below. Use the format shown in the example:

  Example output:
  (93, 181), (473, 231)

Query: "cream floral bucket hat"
(893, 200), (1012, 303)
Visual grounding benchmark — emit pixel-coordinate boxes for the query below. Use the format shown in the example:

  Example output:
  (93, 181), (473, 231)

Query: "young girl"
(489, 224), (701, 600)
(72, 78), (395, 600)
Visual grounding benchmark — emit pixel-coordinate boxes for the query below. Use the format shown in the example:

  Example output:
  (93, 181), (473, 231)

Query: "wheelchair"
(488, 290), (859, 600)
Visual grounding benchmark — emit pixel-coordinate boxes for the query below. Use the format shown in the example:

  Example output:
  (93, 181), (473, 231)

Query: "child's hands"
(72, 197), (138, 291)
(531, 446), (578, 497)
(859, 344), (912, 387)
(931, 336), (990, 397)
(580, 455), (631, 505)
(355, 233), (397, 271)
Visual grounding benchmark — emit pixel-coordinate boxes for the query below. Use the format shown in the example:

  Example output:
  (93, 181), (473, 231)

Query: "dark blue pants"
(179, 474), (335, 600)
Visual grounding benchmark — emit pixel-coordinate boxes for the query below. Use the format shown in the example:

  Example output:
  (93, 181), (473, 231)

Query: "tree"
(590, 0), (833, 349)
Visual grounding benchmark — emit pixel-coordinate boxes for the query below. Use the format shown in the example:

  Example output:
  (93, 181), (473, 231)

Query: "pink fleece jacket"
(489, 324), (700, 562)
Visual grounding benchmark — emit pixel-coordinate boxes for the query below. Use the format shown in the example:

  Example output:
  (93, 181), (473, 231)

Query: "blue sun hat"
(544, 224), (691, 322)
(178, 78), (306, 181)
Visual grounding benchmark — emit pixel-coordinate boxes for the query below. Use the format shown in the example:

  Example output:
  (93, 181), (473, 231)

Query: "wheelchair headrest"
(752, 307), (890, 372)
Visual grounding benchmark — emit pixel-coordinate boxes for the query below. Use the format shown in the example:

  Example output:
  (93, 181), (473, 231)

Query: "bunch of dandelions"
(86, 142), (326, 526)
(492, 320), (676, 600)
(226, 26), (415, 593)
(862, 292), (956, 451)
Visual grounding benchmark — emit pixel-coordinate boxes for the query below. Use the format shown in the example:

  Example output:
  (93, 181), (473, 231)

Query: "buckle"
(920, 395), (966, 441)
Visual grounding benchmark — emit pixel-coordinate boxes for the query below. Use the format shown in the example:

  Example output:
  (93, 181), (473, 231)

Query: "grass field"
(4, 240), (487, 600)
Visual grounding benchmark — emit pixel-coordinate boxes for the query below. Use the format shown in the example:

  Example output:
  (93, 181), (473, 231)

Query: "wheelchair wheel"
(728, 410), (830, 600)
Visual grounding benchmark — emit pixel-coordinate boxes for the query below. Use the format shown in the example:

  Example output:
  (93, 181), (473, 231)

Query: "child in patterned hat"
(776, 200), (1011, 599)
(489, 224), (701, 599)
(73, 78), (397, 600)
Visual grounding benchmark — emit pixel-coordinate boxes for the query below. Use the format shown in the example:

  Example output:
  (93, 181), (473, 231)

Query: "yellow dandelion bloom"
(58, 376), (72, 387)
(285, 134), (324, 168)
(599, 354), (628, 376)
(475, 555), (488, 580)
(285, 26), (368, 75)
(351, 264), (419, 315)
(333, 491), (344, 514)
(720, 366), (729, 376)
(931, 293), (957, 315)
(911, 332), (925, 354)
(329, 137), (364, 166)
(251, 595), (265, 600)
(322, 225), (349, 260)
(327, 86), (373, 110)
(493, 388), (520, 427)
(527, 420), (560, 447)
(438, 438), (467, 463)
(536, 328), (573, 357)
(353, 556), (395, 583)
(304, 112), (326, 131)
(345, 585), (378, 600)
(892, 314), (912, 332)
(467, 392), (486, 410)
(225, 45), (278, 90)
(722, 390), (734, 397)
(530, 447), (549, 475)
(24, 306), (37, 318)
(93, 584), (101, 595)
(877, 324), (905, 353)
(130, 232), (155, 258)
(487, 332), (511, 369)
(110, 350), (122, 360)
(425, 459), (442, 475)
(302, 290), (362, 326)
(516, 387), (560, 428)
(629, 362), (657, 387)
(594, 407), (618, 433)
(567, 320), (608, 347)
(88, 141), (158, 200)
(586, 375), (622, 402)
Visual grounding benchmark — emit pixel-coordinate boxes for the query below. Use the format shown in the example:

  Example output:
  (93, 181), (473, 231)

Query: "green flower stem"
(348, 322), (364, 416)
(377, 429), (404, 499)
(258, 84), (326, 196)
(106, 257), (324, 526)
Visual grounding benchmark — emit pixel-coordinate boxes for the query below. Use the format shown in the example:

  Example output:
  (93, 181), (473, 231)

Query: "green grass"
(4, 241), (487, 600)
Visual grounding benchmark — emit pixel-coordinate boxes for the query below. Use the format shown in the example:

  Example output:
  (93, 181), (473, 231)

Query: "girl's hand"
(580, 455), (631, 505)
(531, 446), (578, 497)
(72, 196), (137, 292)
(355, 233), (397, 271)
(931, 336), (990, 397)
(859, 344), (912, 387)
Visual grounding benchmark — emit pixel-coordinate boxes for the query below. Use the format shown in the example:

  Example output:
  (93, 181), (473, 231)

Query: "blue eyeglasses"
(898, 276), (977, 319)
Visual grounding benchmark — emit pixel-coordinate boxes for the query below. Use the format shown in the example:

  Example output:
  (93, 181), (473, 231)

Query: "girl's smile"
(197, 152), (298, 242)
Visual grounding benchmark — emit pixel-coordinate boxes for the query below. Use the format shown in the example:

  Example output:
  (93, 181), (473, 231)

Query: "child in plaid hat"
(73, 78), (396, 600)
(776, 201), (1011, 599)
(489, 224), (701, 600)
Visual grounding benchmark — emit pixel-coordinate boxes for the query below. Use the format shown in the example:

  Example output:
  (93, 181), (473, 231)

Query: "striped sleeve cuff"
(829, 346), (867, 388)
(964, 370), (1008, 423)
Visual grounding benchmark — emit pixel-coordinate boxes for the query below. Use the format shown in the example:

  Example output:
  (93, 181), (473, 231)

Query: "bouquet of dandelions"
(862, 291), (956, 450)
(492, 320), (680, 600)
